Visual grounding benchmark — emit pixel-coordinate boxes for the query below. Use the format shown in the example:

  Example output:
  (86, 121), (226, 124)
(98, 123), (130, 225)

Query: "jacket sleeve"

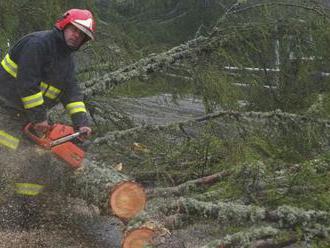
(60, 60), (89, 129)
(15, 40), (47, 123)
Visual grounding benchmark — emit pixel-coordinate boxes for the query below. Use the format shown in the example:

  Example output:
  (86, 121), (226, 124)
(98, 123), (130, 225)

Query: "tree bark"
(162, 197), (330, 227)
(48, 157), (147, 220)
(199, 226), (295, 248)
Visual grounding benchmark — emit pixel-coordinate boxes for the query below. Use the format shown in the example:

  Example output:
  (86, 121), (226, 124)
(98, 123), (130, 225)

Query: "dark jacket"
(0, 28), (88, 128)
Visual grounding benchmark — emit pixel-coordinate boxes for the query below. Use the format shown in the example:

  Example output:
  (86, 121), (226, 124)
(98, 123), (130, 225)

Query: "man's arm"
(60, 62), (91, 137)
(14, 40), (48, 123)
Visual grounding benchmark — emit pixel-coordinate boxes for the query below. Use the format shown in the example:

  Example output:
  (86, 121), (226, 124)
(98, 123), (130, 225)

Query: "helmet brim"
(71, 21), (95, 41)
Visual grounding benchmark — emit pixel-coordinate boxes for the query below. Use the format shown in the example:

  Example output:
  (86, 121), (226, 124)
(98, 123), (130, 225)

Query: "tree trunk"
(162, 197), (330, 227)
(50, 157), (147, 220)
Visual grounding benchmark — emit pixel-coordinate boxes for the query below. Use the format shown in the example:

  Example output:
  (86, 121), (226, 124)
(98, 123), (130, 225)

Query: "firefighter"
(0, 9), (96, 229)
(0, 8), (95, 138)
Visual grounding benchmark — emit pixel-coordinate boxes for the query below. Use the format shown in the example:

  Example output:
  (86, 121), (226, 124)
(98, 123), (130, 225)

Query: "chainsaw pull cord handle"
(23, 122), (52, 148)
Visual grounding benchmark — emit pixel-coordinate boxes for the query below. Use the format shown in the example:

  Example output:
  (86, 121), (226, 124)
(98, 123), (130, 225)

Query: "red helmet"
(55, 9), (96, 41)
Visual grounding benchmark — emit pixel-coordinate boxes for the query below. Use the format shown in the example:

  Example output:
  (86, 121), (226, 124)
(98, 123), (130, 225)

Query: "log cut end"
(122, 228), (155, 248)
(109, 181), (146, 220)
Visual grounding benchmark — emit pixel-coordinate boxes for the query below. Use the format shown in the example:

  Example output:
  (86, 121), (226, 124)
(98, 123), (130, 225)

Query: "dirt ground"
(0, 107), (124, 248)
(0, 192), (124, 248)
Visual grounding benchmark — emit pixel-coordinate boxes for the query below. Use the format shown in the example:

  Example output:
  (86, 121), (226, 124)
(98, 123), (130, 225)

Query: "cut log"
(110, 181), (147, 220)
(122, 227), (155, 248)
(50, 158), (147, 220)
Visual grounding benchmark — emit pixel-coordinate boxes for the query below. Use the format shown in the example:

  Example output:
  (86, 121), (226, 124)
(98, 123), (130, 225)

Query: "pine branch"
(146, 170), (231, 198)
(162, 197), (330, 227)
(200, 226), (296, 248)
(230, 2), (328, 19)
(93, 110), (330, 146)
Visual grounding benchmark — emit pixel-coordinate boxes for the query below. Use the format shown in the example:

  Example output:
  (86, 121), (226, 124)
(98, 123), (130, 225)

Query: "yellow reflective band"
(65, 101), (87, 115)
(1, 54), (18, 78)
(15, 183), (44, 196)
(40, 82), (61, 99)
(40, 82), (48, 92)
(0, 130), (19, 150)
(21, 92), (44, 109)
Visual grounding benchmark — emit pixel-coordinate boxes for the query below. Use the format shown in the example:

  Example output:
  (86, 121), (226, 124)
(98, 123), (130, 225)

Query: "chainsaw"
(23, 123), (85, 169)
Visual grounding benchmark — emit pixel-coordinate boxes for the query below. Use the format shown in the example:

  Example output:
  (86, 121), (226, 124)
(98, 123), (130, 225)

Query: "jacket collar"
(52, 27), (76, 54)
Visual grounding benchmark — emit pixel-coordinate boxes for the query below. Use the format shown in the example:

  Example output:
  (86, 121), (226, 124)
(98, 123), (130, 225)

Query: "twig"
(146, 170), (230, 198)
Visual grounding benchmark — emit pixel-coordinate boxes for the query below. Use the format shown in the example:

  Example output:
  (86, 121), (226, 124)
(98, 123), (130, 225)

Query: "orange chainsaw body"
(23, 123), (85, 169)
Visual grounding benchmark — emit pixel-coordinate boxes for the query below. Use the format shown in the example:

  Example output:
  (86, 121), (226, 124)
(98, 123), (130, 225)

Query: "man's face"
(63, 24), (86, 49)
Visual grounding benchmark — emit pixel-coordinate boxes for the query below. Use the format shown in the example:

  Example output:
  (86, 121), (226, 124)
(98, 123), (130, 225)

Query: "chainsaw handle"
(23, 122), (51, 148)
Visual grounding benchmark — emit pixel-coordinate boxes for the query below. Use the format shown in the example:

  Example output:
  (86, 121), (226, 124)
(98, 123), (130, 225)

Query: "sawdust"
(0, 110), (123, 248)
(0, 228), (95, 248)
(0, 191), (123, 248)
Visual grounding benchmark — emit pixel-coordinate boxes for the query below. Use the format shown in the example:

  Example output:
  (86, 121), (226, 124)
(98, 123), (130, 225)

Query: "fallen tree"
(161, 197), (330, 228)
(46, 156), (147, 220)
(93, 110), (330, 154)
(81, 20), (286, 97)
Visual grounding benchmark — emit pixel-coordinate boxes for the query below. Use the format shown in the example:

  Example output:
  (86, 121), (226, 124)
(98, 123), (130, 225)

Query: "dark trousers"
(0, 102), (46, 230)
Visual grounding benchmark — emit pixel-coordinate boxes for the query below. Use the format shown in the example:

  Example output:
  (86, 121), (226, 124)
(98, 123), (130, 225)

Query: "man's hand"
(78, 126), (92, 141)
(33, 120), (51, 134)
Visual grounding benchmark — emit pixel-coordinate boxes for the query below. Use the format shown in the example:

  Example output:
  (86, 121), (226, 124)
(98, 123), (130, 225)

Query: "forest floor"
(0, 193), (123, 248)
